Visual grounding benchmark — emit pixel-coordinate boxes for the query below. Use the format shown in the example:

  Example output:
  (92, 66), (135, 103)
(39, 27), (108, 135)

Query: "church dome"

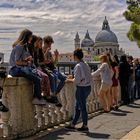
(95, 17), (118, 47)
(81, 30), (94, 47)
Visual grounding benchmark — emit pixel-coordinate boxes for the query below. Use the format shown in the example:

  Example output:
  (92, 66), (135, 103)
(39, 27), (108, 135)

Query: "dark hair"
(114, 55), (119, 64)
(120, 55), (127, 63)
(128, 56), (133, 61)
(13, 29), (32, 48)
(27, 35), (38, 56)
(73, 48), (84, 60)
(30, 35), (38, 45)
(43, 35), (54, 44)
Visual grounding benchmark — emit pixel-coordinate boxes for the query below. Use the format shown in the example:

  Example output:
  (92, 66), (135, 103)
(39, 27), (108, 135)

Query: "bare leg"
(98, 90), (107, 111)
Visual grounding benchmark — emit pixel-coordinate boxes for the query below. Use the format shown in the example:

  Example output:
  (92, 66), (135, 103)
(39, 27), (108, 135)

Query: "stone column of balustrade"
(55, 94), (63, 124)
(35, 105), (43, 128)
(87, 86), (95, 114)
(64, 82), (75, 120)
(42, 103), (51, 127)
(1, 78), (10, 138)
(1, 77), (36, 138)
(49, 103), (57, 126)
(92, 79), (102, 111)
(59, 85), (69, 122)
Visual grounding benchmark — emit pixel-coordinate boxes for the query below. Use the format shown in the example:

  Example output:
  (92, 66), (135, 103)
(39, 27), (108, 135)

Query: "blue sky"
(0, 0), (139, 61)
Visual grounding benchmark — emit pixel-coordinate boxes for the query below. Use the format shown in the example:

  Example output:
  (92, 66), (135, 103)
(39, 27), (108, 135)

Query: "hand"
(54, 49), (59, 57)
(66, 78), (73, 83)
(67, 75), (73, 79)
(27, 60), (32, 65)
(44, 47), (50, 55)
(25, 56), (33, 61)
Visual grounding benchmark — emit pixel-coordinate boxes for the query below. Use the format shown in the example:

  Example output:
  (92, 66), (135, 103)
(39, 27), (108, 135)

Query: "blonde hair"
(99, 54), (111, 68)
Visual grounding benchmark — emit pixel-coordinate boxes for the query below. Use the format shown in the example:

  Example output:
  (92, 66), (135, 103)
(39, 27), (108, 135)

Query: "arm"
(92, 63), (105, 77)
(43, 49), (53, 64)
(115, 66), (119, 79)
(15, 46), (29, 66)
(73, 65), (82, 85)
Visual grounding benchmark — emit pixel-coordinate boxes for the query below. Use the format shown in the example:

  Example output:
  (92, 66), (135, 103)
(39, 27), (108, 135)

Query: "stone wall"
(0, 76), (110, 139)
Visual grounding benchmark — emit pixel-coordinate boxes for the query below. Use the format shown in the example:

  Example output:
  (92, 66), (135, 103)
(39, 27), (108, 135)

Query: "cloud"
(0, 0), (139, 61)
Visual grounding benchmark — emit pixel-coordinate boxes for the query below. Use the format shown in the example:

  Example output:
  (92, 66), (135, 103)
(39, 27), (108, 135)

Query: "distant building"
(74, 17), (125, 59)
(59, 17), (124, 63)
(58, 51), (93, 63)
(58, 53), (74, 62)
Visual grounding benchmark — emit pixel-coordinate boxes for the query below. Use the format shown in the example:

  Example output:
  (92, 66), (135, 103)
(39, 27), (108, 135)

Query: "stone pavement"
(22, 100), (140, 140)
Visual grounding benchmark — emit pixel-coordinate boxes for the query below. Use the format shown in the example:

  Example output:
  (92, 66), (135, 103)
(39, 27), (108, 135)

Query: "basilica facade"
(74, 17), (125, 57)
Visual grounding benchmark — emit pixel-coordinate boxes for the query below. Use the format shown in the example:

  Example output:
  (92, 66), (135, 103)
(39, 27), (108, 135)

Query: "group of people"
(66, 51), (140, 131)
(8, 29), (140, 132)
(9, 29), (66, 107)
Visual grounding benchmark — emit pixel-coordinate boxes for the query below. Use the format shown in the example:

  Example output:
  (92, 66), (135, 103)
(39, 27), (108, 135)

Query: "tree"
(124, 0), (140, 47)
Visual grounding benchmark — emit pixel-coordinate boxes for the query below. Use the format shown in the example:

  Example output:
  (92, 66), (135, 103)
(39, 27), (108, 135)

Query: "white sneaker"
(32, 98), (47, 105)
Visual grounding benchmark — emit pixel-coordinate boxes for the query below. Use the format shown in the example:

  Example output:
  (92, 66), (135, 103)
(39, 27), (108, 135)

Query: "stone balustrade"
(0, 77), (104, 139)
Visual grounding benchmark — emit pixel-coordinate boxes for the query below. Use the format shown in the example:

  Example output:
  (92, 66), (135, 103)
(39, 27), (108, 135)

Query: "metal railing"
(57, 61), (100, 75)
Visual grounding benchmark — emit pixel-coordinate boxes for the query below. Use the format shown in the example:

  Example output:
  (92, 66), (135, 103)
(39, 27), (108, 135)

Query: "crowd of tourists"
(1, 28), (140, 132)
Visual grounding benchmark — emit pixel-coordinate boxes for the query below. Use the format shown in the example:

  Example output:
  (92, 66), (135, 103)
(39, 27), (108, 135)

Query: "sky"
(0, 0), (139, 61)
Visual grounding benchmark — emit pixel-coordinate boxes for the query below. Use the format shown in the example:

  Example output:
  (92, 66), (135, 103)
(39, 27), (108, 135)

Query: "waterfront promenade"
(19, 100), (140, 140)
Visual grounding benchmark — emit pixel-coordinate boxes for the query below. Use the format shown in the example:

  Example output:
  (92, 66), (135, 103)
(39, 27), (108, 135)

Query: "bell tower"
(74, 32), (80, 49)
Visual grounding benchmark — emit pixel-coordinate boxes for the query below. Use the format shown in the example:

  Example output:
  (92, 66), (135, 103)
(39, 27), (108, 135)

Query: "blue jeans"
(72, 86), (91, 126)
(128, 76), (135, 101)
(49, 69), (67, 94)
(136, 80), (140, 99)
(9, 66), (42, 99)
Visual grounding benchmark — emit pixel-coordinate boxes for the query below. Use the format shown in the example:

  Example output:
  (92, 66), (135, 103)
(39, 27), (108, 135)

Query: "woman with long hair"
(92, 54), (112, 112)
(9, 29), (46, 105)
(33, 36), (51, 97)
(32, 36), (57, 104)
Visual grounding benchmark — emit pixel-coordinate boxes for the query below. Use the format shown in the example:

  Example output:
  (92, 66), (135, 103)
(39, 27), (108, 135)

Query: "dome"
(95, 30), (118, 43)
(95, 17), (119, 47)
(81, 30), (94, 47)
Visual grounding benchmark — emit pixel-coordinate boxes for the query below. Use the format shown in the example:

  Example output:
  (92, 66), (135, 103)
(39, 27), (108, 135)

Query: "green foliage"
(124, 0), (140, 47)
(93, 55), (100, 61)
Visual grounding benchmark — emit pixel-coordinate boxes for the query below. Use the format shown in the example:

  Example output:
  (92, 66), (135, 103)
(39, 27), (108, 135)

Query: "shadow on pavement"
(115, 109), (133, 113)
(127, 103), (140, 108)
(35, 129), (110, 140)
(110, 111), (127, 116)
(81, 132), (110, 139)
(108, 108), (133, 116)
(35, 129), (70, 140)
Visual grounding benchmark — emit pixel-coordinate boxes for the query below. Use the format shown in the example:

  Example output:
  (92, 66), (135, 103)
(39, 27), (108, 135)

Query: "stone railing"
(0, 77), (104, 139)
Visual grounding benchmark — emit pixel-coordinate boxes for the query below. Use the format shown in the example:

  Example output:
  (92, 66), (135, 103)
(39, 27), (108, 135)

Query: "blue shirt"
(9, 45), (30, 67)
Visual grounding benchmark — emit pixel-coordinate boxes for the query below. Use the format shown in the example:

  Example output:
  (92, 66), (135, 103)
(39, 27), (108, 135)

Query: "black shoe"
(44, 96), (57, 104)
(114, 105), (119, 111)
(77, 126), (89, 132)
(55, 102), (62, 107)
(65, 125), (75, 130)
(0, 104), (9, 112)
